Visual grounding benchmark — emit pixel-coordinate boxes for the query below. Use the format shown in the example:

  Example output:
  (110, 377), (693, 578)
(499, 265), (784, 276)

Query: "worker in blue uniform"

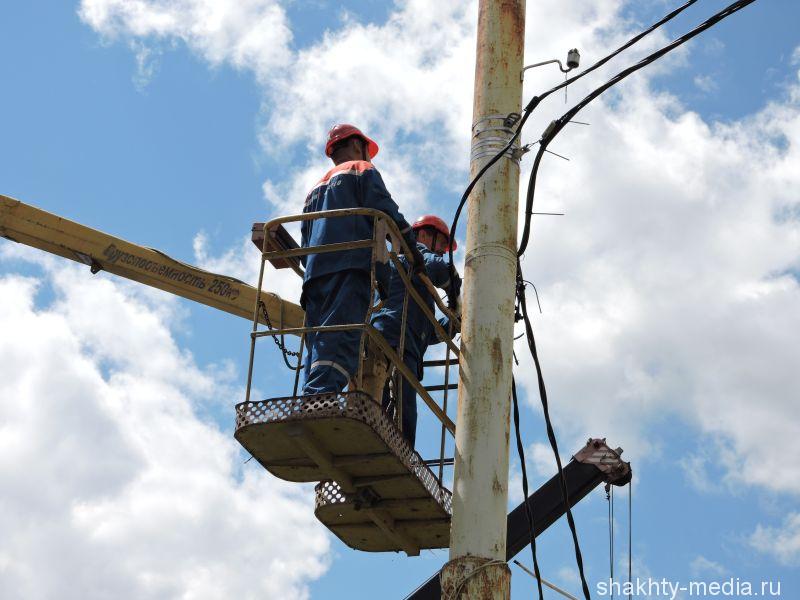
(300, 124), (426, 396)
(370, 215), (461, 448)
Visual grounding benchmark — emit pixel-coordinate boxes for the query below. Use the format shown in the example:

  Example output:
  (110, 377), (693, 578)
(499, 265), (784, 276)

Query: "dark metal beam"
(404, 459), (606, 600)
(506, 461), (604, 559)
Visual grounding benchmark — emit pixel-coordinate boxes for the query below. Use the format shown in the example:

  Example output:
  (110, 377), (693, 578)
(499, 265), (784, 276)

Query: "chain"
(259, 300), (302, 369)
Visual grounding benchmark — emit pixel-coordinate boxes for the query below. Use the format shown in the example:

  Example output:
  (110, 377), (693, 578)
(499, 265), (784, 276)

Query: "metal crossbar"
(258, 207), (460, 330)
(364, 325), (455, 434)
(244, 207), (460, 445)
(264, 239), (374, 260)
(423, 359), (460, 368)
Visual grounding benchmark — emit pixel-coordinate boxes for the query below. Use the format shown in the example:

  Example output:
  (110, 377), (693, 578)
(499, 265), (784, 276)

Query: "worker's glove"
(411, 247), (427, 275)
(406, 240), (427, 276)
(448, 270), (462, 299)
(446, 265), (461, 310)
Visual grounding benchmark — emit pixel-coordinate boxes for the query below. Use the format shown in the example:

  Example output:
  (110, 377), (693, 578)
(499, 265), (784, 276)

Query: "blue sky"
(1, 1), (799, 599)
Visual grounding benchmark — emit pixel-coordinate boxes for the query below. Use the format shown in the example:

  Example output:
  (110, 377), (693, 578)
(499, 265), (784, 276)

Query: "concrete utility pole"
(441, 1), (526, 599)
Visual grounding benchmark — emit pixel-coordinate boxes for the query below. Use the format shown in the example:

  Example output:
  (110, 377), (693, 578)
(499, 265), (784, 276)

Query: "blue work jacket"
(371, 243), (459, 371)
(301, 160), (411, 288)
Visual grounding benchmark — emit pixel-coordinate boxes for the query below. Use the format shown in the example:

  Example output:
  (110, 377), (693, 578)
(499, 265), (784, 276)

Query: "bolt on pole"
(441, 0), (526, 598)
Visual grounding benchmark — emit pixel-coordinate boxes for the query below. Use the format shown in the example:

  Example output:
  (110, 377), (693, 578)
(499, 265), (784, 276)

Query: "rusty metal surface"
(265, 239), (375, 261)
(258, 208), (461, 327)
(440, 556), (511, 600)
(252, 322), (367, 338)
(0, 194), (305, 331)
(572, 438), (632, 486)
(315, 480), (451, 554)
(235, 392), (452, 511)
(446, 0), (526, 570)
(242, 207), (462, 517)
(235, 391), (453, 555)
(389, 252), (460, 356)
(405, 447), (616, 600)
(246, 322), (456, 434)
(251, 222), (303, 274)
(364, 326), (456, 434)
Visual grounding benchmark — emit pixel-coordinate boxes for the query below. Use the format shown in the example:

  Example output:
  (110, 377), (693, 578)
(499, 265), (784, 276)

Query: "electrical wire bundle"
(447, 1), (759, 599)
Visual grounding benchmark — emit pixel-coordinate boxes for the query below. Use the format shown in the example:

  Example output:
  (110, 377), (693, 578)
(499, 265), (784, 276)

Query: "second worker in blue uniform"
(371, 215), (461, 448)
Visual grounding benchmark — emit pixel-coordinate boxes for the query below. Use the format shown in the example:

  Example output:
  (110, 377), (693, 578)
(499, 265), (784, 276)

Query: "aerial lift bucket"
(235, 391), (451, 555)
(238, 210), (461, 555)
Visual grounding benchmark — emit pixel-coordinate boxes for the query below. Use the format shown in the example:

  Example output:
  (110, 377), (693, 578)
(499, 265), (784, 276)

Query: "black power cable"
(524, 0), (700, 116)
(510, 4), (760, 597)
(446, 0), (700, 293)
(516, 261), (593, 600)
(446, 1), (758, 597)
(628, 482), (633, 600)
(518, 0), (758, 256)
(445, 109), (532, 307)
(609, 485), (615, 599)
(511, 376), (544, 600)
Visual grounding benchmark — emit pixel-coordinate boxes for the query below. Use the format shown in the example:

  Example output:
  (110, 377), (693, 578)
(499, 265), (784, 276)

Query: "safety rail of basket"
(244, 207), (460, 440)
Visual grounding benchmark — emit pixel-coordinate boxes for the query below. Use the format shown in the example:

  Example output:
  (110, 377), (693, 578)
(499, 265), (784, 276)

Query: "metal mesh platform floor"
(315, 480), (450, 555)
(234, 392), (452, 555)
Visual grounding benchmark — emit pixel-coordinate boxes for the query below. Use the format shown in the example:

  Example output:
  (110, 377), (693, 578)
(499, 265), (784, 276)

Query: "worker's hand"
(446, 266), (461, 310)
(408, 242), (427, 276)
(411, 246), (427, 275)
(448, 270), (462, 298)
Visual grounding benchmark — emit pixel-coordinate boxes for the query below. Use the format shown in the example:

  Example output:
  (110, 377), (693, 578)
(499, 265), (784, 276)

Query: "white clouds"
(512, 65), (800, 496)
(75, 0), (667, 212)
(192, 230), (304, 306)
(130, 39), (163, 88)
(193, 230), (261, 284)
(679, 451), (722, 494)
(750, 513), (800, 566)
(78, 0), (481, 211)
(694, 74), (718, 93)
(791, 45), (800, 66)
(0, 260), (329, 599)
(526, 441), (562, 479)
(703, 37), (726, 57)
(79, 0), (293, 81)
(76, 0), (800, 544)
(264, 0), (477, 169)
(556, 565), (580, 588)
(690, 555), (728, 578)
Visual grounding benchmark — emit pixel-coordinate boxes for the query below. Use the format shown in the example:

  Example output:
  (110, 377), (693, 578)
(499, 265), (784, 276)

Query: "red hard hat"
(325, 124), (379, 159)
(412, 215), (457, 252)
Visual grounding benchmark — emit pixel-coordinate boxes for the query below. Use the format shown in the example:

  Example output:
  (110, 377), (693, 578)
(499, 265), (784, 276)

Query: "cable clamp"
(541, 120), (558, 140)
(504, 112), (522, 128)
(511, 143), (533, 161)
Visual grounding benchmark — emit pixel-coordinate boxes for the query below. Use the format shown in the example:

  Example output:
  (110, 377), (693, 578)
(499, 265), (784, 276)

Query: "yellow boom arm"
(0, 194), (304, 331)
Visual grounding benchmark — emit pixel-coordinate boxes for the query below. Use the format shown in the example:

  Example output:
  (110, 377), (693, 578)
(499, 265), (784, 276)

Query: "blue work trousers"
(382, 351), (421, 449)
(302, 269), (371, 395)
